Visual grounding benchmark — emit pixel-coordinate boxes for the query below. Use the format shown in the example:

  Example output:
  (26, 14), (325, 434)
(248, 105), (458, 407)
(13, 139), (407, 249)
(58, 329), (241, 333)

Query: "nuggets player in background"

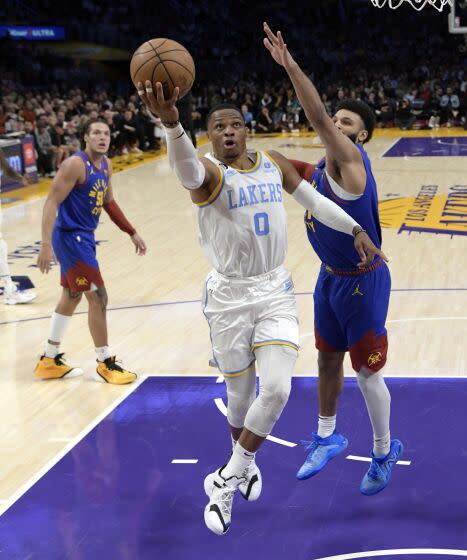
(0, 149), (36, 304)
(264, 23), (403, 495)
(138, 78), (385, 534)
(35, 119), (147, 385)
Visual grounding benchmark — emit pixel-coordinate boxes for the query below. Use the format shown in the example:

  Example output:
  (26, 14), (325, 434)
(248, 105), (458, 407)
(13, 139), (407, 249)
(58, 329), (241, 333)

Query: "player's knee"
(87, 287), (108, 309)
(259, 376), (291, 417)
(318, 351), (344, 376)
(66, 289), (83, 303)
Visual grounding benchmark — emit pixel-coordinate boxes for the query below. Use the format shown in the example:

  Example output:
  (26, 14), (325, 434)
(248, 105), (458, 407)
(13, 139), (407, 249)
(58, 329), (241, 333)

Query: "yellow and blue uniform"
(303, 145), (390, 373)
(52, 151), (109, 292)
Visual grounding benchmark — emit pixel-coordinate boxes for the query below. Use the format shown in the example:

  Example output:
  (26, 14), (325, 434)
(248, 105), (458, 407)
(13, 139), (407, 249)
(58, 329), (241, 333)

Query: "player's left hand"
(354, 231), (388, 267)
(263, 22), (296, 69)
(131, 233), (147, 256)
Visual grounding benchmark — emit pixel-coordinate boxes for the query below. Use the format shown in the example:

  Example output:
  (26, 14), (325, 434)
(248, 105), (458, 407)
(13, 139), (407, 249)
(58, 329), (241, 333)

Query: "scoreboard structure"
(0, 137), (38, 191)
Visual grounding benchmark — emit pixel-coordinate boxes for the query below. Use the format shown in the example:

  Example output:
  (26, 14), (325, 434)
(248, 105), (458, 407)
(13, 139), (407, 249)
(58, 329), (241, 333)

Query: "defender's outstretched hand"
(354, 230), (389, 268)
(137, 80), (180, 122)
(263, 22), (296, 69)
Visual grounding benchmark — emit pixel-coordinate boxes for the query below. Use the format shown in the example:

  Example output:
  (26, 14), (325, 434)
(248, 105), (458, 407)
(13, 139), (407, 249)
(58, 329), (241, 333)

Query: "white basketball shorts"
(202, 265), (299, 377)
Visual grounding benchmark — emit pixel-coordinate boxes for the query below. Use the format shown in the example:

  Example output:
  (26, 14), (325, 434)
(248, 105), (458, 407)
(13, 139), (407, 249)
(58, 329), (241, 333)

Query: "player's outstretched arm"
(37, 157), (83, 273)
(137, 81), (220, 203)
(103, 160), (146, 255)
(263, 23), (365, 193)
(269, 150), (387, 266)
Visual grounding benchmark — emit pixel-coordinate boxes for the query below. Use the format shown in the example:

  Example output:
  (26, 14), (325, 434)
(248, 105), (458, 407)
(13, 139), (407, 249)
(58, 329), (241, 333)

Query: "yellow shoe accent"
(34, 354), (83, 379)
(95, 356), (137, 385)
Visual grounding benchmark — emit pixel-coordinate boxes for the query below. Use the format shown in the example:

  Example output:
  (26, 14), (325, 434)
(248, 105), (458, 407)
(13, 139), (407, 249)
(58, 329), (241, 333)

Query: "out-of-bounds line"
(0, 376), (145, 516)
(172, 459), (198, 464)
(312, 549), (467, 560)
(1, 288), (466, 327)
(346, 455), (411, 466)
(213, 397), (297, 448)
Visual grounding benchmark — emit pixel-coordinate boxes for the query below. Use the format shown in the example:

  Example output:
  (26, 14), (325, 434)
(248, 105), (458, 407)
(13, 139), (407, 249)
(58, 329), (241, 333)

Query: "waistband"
(322, 258), (383, 276)
(211, 265), (286, 285)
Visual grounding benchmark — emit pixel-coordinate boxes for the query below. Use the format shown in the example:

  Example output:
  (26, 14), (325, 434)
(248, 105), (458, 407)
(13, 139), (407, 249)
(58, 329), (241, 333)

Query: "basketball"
(130, 38), (195, 99)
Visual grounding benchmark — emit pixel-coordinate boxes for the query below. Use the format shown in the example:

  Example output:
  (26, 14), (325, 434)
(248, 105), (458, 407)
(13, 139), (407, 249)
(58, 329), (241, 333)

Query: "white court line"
(0, 376), (144, 515)
(379, 137), (401, 158)
(214, 398), (297, 448)
(346, 455), (411, 466)
(387, 316), (467, 324)
(313, 549), (467, 560)
(171, 459), (198, 464)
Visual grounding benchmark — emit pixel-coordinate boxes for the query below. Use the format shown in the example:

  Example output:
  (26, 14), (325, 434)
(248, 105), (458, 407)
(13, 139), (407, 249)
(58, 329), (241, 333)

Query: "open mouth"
(223, 139), (236, 149)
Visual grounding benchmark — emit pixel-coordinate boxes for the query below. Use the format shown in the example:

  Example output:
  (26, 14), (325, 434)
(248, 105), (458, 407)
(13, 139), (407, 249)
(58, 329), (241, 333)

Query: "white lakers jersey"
(196, 151), (288, 277)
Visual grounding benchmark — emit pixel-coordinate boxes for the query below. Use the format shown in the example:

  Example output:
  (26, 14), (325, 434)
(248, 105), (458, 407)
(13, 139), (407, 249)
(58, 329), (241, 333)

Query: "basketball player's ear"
(358, 130), (368, 143)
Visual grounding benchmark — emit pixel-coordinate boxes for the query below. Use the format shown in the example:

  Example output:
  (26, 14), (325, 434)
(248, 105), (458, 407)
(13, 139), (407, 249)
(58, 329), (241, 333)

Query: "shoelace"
(215, 484), (237, 517)
(104, 356), (124, 372)
(301, 439), (319, 454)
(367, 458), (385, 481)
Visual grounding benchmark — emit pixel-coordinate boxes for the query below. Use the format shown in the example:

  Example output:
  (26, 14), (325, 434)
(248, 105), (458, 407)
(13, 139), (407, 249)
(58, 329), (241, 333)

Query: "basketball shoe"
(296, 431), (348, 480)
(360, 439), (404, 496)
(204, 467), (245, 535)
(34, 353), (83, 379)
(4, 287), (36, 305)
(204, 461), (262, 502)
(94, 356), (137, 385)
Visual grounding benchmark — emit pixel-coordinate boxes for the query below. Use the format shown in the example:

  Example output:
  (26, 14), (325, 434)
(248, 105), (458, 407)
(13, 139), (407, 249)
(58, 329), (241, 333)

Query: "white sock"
(357, 368), (391, 458)
(45, 343), (60, 359)
(317, 415), (336, 438)
(95, 346), (111, 362)
(231, 435), (237, 453)
(45, 312), (71, 357)
(374, 432), (391, 458)
(222, 442), (255, 481)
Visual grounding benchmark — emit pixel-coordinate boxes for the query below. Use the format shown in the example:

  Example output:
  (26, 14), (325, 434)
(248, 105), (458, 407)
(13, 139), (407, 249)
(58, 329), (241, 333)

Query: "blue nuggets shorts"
(52, 228), (104, 292)
(313, 260), (391, 373)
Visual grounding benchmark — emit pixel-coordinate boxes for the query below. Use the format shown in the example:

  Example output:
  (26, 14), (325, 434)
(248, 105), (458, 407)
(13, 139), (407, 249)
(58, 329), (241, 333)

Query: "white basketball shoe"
(204, 461), (262, 502)
(203, 467), (245, 535)
(4, 287), (37, 305)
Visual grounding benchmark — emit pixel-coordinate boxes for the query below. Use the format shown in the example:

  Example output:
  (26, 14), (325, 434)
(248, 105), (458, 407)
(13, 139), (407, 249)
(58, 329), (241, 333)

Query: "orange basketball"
(130, 38), (195, 100)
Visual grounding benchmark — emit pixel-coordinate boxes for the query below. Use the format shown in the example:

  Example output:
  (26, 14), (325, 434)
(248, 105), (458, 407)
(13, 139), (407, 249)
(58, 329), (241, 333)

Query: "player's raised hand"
(353, 230), (389, 268)
(263, 22), (296, 69)
(137, 80), (180, 122)
(37, 242), (56, 273)
(130, 233), (147, 256)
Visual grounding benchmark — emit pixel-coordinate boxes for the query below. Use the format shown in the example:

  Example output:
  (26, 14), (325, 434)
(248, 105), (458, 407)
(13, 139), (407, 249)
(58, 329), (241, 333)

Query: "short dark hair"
(334, 99), (376, 143)
(207, 103), (244, 126)
(80, 118), (109, 149)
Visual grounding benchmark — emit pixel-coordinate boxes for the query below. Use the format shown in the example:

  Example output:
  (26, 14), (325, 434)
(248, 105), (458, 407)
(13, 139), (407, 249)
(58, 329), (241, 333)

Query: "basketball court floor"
(0, 128), (466, 559)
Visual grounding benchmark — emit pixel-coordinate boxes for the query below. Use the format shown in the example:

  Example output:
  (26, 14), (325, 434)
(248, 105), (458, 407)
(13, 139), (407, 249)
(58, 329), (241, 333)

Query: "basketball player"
(0, 149), (36, 304)
(264, 23), (403, 495)
(34, 118), (146, 384)
(138, 80), (387, 533)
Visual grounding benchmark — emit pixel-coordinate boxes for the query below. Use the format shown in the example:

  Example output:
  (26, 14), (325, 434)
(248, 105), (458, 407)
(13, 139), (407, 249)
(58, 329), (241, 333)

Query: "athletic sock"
(317, 414), (336, 438)
(95, 346), (111, 362)
(222, 442), (255, 481)
(45, 312), (71, 357)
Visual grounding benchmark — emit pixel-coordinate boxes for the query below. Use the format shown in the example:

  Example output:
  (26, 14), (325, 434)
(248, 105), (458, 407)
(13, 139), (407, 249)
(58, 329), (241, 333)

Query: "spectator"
(395, 99), (416, 130)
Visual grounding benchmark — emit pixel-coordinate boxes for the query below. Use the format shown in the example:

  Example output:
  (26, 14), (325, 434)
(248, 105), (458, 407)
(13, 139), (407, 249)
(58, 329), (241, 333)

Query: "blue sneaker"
(296, 431), (349, 480)
(360, 439), (404, 496)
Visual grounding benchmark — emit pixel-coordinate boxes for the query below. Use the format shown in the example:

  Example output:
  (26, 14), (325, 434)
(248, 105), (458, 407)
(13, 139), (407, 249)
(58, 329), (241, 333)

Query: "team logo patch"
(352, 284), (364, 297)
(368, 352), (383, 367)
(76, 276), (88, 287)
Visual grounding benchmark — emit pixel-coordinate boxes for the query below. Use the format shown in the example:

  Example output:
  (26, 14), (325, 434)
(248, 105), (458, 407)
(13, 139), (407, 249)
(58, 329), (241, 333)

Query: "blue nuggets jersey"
(305, 144), (382, 269)
(56, 151), (109, 232)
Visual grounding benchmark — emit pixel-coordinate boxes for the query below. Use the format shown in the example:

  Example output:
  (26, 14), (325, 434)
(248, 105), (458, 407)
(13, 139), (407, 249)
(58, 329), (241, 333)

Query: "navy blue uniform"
(53, 151), (109, 292)
(299, 145), (390, 373)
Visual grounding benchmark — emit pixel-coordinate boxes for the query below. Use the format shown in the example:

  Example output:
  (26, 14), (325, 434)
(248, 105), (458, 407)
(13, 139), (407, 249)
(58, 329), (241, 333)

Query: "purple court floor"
(383, 136), (467, 157)
(1, 377), (467, 560)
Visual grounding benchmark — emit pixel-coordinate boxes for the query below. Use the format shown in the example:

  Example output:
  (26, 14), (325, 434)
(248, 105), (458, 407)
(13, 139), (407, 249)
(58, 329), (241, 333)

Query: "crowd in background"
(1, 0), (467, 176)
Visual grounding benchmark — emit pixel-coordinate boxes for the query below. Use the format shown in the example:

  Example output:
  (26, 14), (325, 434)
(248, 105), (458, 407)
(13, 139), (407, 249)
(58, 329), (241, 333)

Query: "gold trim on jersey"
(264, 151), (283, 183)
(195, 166), (225, 207)
(235, 151), (262, 173)
(222, 362), (255, 378)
